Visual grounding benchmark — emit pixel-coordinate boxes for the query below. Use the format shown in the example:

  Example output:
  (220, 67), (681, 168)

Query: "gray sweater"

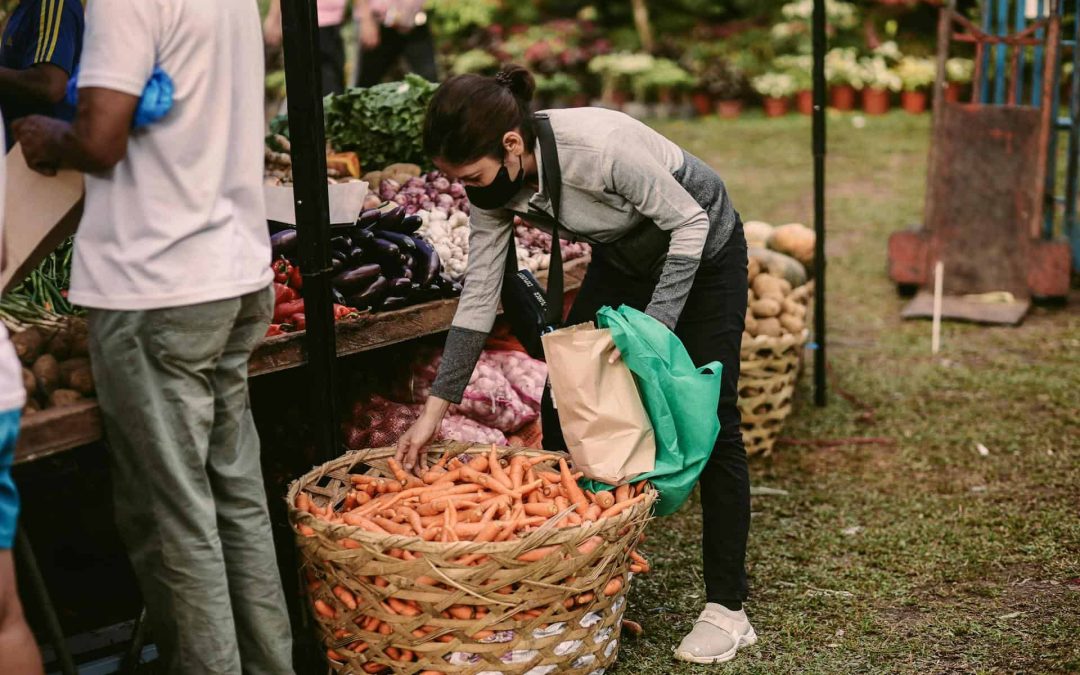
(432, 107), (736, 403)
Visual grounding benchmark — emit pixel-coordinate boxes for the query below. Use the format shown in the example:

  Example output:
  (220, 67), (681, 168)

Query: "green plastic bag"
(580, 305), (723, 516)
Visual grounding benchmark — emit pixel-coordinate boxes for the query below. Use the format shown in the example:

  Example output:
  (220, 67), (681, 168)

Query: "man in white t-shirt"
(0, 122), (45, 675)
(12, 2), (293, 672)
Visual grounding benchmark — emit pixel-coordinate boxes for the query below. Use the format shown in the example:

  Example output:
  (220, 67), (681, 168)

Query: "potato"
(754, 317), (783, 338)
(48, 389), (82, 408)
(749, 247), (808, 287)
(767, 223), (816, 267)
(745, 312), (758, 334)
(781, 297), (806, 318)
(362, 170), (383, 191)
(32, 354), (61, 396)
(777, 278), (793, 296)
(742, 331), (754, 344)
(780, 313), (805, 334)
(22, 367), (36, 397)
(743, 220), (775, 248)
(60, 358), (94, 395)
(384, 163), (422, 178)
(70, 322), (90, 358)
(747, 257), (761, 283)
(45, 326), (72, 360)
(751, 273), (784, 299)
(751, 298), (782, 318)
(11, 327), (45, 365)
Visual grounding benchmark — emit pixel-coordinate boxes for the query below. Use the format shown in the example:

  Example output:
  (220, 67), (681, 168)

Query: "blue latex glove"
(65, 66), (174, 129)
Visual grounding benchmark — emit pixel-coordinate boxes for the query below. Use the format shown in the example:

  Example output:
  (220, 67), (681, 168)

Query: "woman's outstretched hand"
(395, 397), (451, 475)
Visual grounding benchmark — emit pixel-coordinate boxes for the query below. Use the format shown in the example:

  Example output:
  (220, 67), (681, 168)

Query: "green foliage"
(8, 238), (77, 316)
(450, 49), (498, 76)
(324, 74), (438, 170)
(429, 0), (500, 38)
(535, 72), (583, 99)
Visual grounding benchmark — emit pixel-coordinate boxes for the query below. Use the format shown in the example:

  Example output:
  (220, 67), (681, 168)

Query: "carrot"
(488, 445), (513, 489)
(635, 481), (648, 496)
(388, 458), (423, 488)
(629, 550), (649, 567)
(362, 663), (386, 673)
(296, 492), (312, 512)
(594, 490), (615, 509)
(349, 641), (369, 654)
(327, 648), (344, 662)
(398, 507), (424, 535)
(509, 455), (526, 489)
(371, 516), (413, 536)
(523, 502), (558, 517)
(343, 513), (389, 533)
(630, 563), (648, 574)
(387, 597), (420, 616)
(341, 538), (361, 550)
(517, 545), (560, 562)
(575, 592), (595, 605)
(621, 619), (644, 637)
(577, 535), (603, 556)
(614, 484), (631, 503)
(447, 605), (474, 620)
(600, 493), (647, 519)
(373, 576), (389, 588)
(537, 471), (562, 485)
(332, 585), (358, 610)
(583, 504), (602, 521)
(603, 577), (624, 596)
(419, 483), (485, 503)
(472, 629), (495, 640)
(313, 599), (337, 619)
(297, 524), (316, 537)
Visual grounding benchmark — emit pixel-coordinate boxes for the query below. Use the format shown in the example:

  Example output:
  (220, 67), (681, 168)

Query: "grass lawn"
(612, 111), (1080, 674)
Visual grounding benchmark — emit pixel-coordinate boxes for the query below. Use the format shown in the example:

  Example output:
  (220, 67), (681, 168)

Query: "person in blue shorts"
(0, 120), (44, 674)
(0, 0), (84, 149)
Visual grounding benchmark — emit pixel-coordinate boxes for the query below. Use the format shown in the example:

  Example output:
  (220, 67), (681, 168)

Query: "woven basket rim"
(286, 443), (657, 556)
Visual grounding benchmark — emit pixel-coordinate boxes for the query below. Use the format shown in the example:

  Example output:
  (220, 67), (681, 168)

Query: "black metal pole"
(280, 0), (340, 458)
(812, 0), (828, 406)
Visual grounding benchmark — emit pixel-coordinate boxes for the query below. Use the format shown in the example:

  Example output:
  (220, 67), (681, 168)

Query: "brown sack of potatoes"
(767, 223), (816, 268)
(32, 354), (61, 397)
(751, 297), (782, 318)
(745, 311), (758, 335)
(781, 297), (806, 318)
(747, 257), (761, 283)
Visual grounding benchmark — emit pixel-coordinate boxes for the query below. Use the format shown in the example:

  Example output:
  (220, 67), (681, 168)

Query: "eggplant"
(374, 230), (418, 252)
(378, 206), (406, 232)
(357, 208), (382, 230)
(378, 213), (423, 234)
(331, 250), (349, 265)
(388, 277), (412, 296)
(371, 238), (400, 258)
(410, 236), (442, 287)
(332, 263), (381, 292)
(349, 247), (371, 266)
(331, 288), (347, 306)
(381, 296), (410, 311)
(331, 257), (344, 273)
(330, 235), (352, 252)
(270, 229), (298, 255)
(350, 227), (377, 245)
(347, 275), (387, 308)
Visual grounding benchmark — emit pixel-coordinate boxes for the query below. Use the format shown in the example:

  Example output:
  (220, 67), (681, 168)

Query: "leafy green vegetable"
(324, 74), (437, 171)
(8, 237), (79, 316)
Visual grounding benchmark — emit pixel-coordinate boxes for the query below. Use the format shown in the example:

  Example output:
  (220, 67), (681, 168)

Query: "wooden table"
(14, 257), (590, 464)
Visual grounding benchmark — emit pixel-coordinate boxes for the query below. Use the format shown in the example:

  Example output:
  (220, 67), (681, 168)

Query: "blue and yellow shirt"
(1, 0), (84, 147)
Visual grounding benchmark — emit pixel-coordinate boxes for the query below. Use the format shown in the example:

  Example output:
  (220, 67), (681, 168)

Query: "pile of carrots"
(293, 445), (652, 672)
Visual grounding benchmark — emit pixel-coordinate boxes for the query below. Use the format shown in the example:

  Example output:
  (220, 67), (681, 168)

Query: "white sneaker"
(673, 603), (758, 664)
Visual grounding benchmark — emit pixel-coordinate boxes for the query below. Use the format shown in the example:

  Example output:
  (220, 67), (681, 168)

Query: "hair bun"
(495, 64), (536, 103)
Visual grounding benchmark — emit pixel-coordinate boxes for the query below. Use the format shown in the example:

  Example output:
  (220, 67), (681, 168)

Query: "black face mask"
(465, 155), (524, 210)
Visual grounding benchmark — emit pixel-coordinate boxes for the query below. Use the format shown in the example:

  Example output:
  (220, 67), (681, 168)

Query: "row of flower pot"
(758, 82), (966, 117)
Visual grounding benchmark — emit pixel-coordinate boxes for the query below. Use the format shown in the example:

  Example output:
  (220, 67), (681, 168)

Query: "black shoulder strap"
(534, 114), (563, 325)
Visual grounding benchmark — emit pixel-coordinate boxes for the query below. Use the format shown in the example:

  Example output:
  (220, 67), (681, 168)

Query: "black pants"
(541, 223), (751, 604)
(319, 24), (347, 96)
(356, 24), (438, 87)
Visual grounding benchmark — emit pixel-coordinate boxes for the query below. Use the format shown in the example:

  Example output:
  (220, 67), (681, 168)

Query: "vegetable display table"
(13, 257), (590, 465)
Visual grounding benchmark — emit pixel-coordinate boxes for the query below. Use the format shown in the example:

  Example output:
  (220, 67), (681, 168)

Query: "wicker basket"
(738, 283), (813, 456)
(287, 443), (655, 674)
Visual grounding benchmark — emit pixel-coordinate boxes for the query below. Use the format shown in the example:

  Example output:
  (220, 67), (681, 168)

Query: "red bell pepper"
(273, 299), (305, 323)
(273, 282), (298, 305)
(265, 323), (286, 337)
(333, 304), (357, 320)
(271, 258), (292, 284)
(288, 265), (303, 290)
(289, 312), (306, 331)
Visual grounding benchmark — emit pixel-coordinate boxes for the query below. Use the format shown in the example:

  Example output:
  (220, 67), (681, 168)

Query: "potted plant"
(776, 54), (814, 115)
(535, 72), (584, 109)
(858, 56), (901, 115)
(700, 58), (749, 118)
(825, 47), (863, 110)
(632, 59), (696, 119)
(896, 56), (935, 113)
(752, 72), (798, 117)
(588, 52), (654, 110)
(945, 57), (974, 103)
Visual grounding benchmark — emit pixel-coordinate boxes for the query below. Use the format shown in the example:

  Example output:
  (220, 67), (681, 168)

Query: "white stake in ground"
(932, 260), (944, 355)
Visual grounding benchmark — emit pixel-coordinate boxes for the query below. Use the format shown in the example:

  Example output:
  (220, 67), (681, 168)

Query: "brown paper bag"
(2, 144), (84, 292)
(541, 322), (656, 484)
